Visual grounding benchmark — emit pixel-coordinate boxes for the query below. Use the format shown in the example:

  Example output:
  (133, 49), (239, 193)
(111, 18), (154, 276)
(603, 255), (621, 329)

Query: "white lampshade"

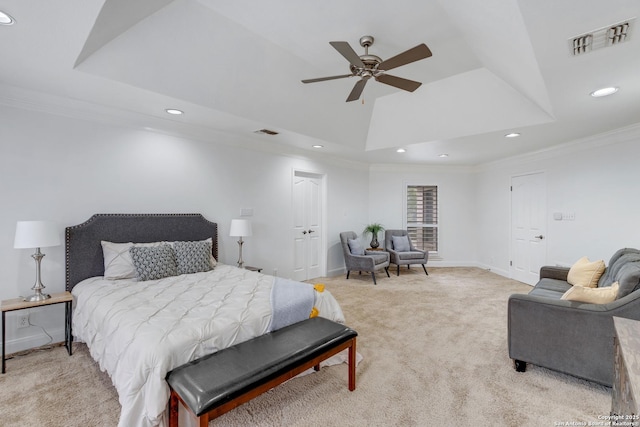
(229, 219), (252, 237)
(14, 221), (61, 249)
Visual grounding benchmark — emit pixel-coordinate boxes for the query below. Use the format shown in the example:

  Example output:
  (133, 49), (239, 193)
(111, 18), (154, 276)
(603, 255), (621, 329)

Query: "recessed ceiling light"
(396, 148), (406, 153)
(590, 87), (618, 97)
(505, 132), (521, 138)
(165, 108), (184, 115)
(312, 145), (324, 148)
(0, 11), (15, 25)
(439, 153), (449, 158)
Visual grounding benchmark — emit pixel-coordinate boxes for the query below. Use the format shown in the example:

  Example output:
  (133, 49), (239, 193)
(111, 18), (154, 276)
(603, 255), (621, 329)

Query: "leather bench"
(166, 317), (358, 427)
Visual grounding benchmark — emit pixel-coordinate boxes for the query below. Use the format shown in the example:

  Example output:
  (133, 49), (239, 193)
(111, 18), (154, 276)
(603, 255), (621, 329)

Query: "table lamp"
(229, 219), (252, 269)
(14, 220), (61, 302)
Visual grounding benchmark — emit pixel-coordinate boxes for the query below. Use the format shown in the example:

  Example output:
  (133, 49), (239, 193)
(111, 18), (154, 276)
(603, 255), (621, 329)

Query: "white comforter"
(72, 264), (344, 427)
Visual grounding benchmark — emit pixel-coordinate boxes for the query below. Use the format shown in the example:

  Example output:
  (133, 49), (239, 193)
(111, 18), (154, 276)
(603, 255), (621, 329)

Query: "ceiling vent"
(253, 128), (279, 136)
(570, 18), (634, 56)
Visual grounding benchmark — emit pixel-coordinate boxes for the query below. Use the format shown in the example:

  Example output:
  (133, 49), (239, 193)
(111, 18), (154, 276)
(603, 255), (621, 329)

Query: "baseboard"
(2, 326), (65, 355)
(326, 267), (346, 277)
(328, 262), (511, 278)
(474, 262), (510, 278)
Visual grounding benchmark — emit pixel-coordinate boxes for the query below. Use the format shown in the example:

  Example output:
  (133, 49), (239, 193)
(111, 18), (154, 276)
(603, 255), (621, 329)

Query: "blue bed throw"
(268, 277), (316, 332)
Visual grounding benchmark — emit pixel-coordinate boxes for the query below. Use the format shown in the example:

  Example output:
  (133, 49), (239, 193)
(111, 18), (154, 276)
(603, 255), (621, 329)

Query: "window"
(406, 185), (438, 252)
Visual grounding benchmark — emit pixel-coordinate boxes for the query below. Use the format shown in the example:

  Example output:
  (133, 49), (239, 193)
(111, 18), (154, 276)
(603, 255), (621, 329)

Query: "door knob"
(534, 235), (544, 240)
(308, 230), (315, 234)
(302, 230), (307, 235)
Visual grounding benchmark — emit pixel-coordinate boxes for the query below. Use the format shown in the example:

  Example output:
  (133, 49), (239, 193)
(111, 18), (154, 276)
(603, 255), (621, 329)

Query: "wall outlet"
(17, 314), (29, 329)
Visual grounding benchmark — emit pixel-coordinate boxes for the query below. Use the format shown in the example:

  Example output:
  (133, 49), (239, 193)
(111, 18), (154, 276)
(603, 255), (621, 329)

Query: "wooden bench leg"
(348, 338), (356, 391)
(169, 391), (179, 427)
(198, 414), (209, 427)
(314, 363), (320, 371)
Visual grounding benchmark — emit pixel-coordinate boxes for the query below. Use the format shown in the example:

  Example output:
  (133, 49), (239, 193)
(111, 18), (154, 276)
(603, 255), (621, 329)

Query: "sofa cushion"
(614, 262), (640, 299)
(534, 278), (572, 294)
(567, 256), (605, 288)
(370, 254), (389, 265)
(598, 248), (640, 287)
(561, 281), (619, 304)
(397, 251), (426, 260)
(528, 286), (567, 299)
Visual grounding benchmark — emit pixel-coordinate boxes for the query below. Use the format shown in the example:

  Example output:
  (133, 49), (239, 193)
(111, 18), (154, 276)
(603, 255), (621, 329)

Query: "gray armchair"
(339, 231), (390, 285)
(384, 230), (428, 276)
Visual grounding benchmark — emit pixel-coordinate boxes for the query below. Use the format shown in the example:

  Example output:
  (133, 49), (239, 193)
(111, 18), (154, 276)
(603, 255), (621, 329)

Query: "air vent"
(253, 128), (279, 136)
(569, 18), (634, 56)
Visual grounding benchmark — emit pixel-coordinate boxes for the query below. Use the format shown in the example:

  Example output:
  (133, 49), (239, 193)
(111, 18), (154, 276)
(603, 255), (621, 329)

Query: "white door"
(511, 172), (547, 285)
(292, 172), (323, 281)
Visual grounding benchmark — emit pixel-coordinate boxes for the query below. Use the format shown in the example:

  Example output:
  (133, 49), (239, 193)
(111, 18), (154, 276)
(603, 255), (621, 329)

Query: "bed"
(66, 214), (345, 427)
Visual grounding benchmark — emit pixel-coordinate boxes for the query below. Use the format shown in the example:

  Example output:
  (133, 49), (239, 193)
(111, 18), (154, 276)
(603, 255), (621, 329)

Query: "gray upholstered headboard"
(65, 214), (218, 291)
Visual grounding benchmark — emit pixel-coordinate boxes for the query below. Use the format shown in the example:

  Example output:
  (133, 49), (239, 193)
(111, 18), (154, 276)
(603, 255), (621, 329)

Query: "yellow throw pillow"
(567, 256), (606, 288)
(561, 281), (619, 304)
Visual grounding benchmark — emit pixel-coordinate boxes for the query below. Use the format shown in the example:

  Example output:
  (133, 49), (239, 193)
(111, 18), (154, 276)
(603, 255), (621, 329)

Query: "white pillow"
(101, 241), (162, 280)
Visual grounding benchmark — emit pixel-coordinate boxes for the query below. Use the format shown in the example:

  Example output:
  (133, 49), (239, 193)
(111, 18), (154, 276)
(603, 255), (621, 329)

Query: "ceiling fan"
(302, 35), (432, 102)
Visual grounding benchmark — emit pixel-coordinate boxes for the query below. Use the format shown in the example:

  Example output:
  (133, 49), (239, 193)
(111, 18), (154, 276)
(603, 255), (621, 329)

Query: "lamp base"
(24, 292), (51, 302)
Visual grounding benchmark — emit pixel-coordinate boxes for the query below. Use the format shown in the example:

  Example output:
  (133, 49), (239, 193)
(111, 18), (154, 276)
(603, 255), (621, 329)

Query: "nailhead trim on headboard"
(65, 214), (219, 291)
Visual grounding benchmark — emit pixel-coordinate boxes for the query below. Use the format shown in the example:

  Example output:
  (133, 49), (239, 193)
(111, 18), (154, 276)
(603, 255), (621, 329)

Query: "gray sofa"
(508, 248), (640, 386)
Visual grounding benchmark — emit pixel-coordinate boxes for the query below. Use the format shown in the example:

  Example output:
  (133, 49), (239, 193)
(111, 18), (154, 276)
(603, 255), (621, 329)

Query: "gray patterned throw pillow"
(129, 244), (177, 281)
(173, 240), (213, 275)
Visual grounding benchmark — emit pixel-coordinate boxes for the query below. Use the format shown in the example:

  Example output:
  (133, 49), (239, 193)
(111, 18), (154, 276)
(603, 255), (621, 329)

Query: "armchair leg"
(422, 264), (428, 275)
(371, 272), (377, 285)
(514, 360), (527, 372)
(346, 271), (350, 280)
(385, 267), (390, 278)
(397, 265), (400, 276)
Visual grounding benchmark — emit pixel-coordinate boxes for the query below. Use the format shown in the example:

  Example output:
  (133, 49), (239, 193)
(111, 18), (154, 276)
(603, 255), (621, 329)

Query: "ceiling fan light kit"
(302, 35), (432, 102)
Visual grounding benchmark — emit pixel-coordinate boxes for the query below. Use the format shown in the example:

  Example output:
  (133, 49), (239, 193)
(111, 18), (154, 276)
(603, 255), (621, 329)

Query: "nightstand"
(245, 266), (263, 273)
(1, 291), (73, 373)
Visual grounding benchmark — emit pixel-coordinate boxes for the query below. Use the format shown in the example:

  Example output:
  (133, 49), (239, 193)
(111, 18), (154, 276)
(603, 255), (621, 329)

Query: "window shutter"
(406, 185), (438, 251)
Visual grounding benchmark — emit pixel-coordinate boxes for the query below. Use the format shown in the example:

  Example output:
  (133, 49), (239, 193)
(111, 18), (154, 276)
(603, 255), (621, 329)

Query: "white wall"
(368, 164), (477, 265)
(367, 124), (640, 278)
(0, 104), (370, 353)
(475, 124), (640, 274)
(4, 99), (640, 354)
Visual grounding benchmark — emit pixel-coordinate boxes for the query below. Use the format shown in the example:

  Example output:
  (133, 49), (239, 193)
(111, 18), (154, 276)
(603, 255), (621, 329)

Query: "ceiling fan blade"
(346, 78), (368, 102)
(301, 74), (353, 84)
(330, 41), (365, 68)
(376, 74), (422, 92)
(378, 43), (432, 71)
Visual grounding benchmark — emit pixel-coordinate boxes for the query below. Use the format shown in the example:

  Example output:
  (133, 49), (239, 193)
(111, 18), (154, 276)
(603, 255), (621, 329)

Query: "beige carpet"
(0, 267), (611, 426)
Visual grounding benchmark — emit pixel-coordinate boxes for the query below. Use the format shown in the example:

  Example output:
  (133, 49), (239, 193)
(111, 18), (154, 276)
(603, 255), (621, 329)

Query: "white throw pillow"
(101, 241), (162, 280)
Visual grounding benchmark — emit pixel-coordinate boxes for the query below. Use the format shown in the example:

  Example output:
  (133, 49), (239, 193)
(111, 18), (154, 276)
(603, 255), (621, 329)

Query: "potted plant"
(363, 223), (385, 249)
